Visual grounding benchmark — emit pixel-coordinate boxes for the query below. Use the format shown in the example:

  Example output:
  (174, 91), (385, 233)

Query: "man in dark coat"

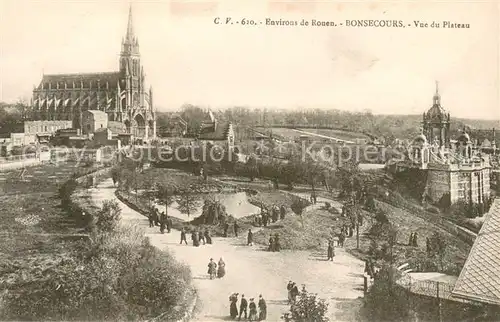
(233, 221), (239, 237)
(166, 216), (172, 233)
(327, 239), (335, 261)
(287, 281), (294, 304)
(262, 213), (268, 227)
(408, 232), (414, 246)
(224, 222), (230, 237)
(239, 294), (248, 320)
(274, 234), (281, 252)
(258, 295), (267, 320)
(247, 229), (253, 246)
(148, 211), (155, 228)
(290, 283), (299, 303)
(192, 230), (200, 247)
(268, 235), (274, 252)
(180, 228), (188, 245)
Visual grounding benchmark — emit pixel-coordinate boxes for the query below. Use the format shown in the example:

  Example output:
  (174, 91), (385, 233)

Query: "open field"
(254, 127), (369, 142)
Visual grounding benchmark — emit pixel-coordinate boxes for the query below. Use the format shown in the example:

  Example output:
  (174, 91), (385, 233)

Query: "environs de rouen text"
(213, 17), (470, 29)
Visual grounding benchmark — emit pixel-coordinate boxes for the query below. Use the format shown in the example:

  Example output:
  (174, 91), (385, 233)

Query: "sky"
(0, 0), (499, 120)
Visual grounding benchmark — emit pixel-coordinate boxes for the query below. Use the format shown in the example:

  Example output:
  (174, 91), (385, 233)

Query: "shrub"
(94, 200), (121, 233)
(1, 225), (192, 321)
(289, 286), (329, 322)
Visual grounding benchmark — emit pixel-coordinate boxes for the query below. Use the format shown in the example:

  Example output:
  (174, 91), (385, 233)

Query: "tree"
(244, 155), (259, 182)
(428, 232), (447, 271)
(176, 185), (202, 218)
(344, 198), (363, 249)
(156, 182), (177, 215)
(291, 198), (310, 228)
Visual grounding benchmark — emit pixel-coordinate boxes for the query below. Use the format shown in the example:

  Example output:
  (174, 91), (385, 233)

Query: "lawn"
(0, 163), (99, 283)
(251, 203), (349, 251)
(296, 128), (370, 141)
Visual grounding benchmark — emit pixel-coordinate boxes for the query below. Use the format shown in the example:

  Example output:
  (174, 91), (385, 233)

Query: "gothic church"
(31, 6), (156, 139)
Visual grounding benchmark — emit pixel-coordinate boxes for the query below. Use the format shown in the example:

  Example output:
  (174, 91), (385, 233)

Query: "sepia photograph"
(0, 0), (499, 321)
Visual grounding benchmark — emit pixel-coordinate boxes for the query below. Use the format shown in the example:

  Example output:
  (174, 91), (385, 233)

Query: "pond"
(154, 192), (261, 221)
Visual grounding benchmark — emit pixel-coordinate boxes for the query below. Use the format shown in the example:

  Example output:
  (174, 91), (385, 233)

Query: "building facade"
(82, 110), (108, 135)
(30, 6), (156, 140)
(396, 82), (491, 207)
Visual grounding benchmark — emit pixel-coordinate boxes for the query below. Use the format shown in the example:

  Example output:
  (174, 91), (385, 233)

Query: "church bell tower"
(120, 5), (142, 111)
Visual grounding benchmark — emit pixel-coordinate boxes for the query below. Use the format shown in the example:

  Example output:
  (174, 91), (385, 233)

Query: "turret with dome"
(395, 82), (491, 208)
(422, 81), (451, 149)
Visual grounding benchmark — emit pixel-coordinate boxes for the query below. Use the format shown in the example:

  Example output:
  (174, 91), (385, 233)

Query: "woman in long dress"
(229, 293), (239, 319)
(217, 257), (226, 278)
(248, 298), (257, 321)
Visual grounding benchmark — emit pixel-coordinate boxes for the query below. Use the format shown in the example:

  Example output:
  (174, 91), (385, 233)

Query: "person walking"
(192, 230), (200, 247)
(268, 235), (275, 252)
(148, 211), (155, 228)
(258, 294), (267, 320)
(248, 298), (257, 321)
(338, 232), (346, 247)
(207, 258), (217, 280)
(247, 229), (254, 246)
(166, 216), (172, 233)
(199, 230), (206, 245)
(290, 283), (299, 303)
(274, 234), (281, 252)
(239, 294), (248, 320)
(204, 228), (212, 244)
(217, 257), (226, 278)
(327, 239), (335, 261)
(229, 293), (239, 319)
(287, 281), (294, 304)
(234, 221), (239, 237)
(180, 228), (188, 245)
(160, 217), (166, 234)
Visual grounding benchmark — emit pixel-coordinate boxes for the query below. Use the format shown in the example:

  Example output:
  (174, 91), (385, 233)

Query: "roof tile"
(452, 199), (500, 305)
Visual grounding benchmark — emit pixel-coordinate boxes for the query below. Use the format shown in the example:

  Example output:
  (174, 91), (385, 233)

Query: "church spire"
(125, 4), (135, 43)
(433, 80), (441, 106)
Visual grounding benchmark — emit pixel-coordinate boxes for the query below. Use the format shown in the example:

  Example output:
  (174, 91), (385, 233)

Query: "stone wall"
(426, 169), (450, 203)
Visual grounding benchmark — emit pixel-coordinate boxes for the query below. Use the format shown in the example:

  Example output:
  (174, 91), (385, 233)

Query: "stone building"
(197, 110), (235, 148)
(82, 110), (108, 135)
(396, 82), (491, 207)
(30, 5), (156, 140)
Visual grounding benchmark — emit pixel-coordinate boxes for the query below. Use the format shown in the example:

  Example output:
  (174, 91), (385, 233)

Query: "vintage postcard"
(0, 0), (499, 321)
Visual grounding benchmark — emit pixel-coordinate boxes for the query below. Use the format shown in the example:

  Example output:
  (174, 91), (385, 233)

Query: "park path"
(91, 178), (364, 322)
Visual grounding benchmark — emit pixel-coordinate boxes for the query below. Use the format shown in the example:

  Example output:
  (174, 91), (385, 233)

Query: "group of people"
(224, 221), (240, 237)
(229, 293), (267, 321)
(254, 205), (286, 227)
(207, 258), (226, 279)
(408, 232), (419, 247)
(148, 207), (173, 234)
(180, 227), (213, 246)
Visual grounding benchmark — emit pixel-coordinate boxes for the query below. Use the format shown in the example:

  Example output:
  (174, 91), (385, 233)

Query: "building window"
(101, 124), (103, 128)
(44, 126), (47, 132)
